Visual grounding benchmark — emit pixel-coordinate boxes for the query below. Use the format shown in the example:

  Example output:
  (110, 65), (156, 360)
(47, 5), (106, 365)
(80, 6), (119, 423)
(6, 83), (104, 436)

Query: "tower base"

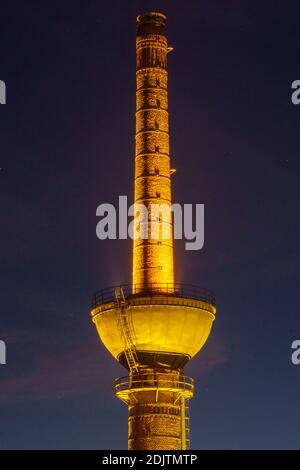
(115, 368), (193, 450)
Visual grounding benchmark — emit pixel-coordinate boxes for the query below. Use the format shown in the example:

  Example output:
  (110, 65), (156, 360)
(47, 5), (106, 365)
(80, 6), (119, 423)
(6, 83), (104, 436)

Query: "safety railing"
(92, 283), (215, 309)
(115, 373), (194, 395)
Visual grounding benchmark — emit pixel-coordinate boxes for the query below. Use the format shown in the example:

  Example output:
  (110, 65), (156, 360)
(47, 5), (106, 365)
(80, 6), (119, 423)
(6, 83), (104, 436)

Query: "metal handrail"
(115, 374), (194, 393)
(92, 283), (215, 309)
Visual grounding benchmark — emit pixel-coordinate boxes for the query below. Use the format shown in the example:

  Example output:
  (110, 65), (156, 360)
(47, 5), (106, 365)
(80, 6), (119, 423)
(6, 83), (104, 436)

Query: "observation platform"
(92, 283), (215, 311)
(115, 372), (194, 404)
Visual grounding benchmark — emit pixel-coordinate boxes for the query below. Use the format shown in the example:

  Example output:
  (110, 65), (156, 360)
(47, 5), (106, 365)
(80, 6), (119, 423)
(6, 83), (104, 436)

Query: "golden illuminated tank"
(93, 285), (215, 369)
(91, 12), (216, 450)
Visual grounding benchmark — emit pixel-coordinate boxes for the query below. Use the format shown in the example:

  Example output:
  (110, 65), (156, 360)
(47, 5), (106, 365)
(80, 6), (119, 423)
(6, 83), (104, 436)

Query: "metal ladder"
(181, 397), (191, 450)
(115, 287), (139, 374)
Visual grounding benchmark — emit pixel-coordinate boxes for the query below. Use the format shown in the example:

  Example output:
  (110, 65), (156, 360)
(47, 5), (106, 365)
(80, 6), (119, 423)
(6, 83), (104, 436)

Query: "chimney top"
(136, 12), (167, 37)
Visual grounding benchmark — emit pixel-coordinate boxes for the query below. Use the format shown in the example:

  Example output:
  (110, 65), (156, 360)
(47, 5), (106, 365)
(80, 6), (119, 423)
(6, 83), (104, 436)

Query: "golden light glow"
(92, 296), (216, 361)
(91, 12), (216, 451)
(132, 26), (174, 293)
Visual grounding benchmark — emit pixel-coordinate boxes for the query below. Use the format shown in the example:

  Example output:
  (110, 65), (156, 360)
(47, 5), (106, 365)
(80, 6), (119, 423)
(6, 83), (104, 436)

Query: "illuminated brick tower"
(133, 12), (174, 292)
(91, 12), (216, 450)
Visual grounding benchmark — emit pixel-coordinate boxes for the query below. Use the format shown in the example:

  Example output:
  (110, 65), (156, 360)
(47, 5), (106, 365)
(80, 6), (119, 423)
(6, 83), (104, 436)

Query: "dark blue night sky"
(0, 0), (300, 449)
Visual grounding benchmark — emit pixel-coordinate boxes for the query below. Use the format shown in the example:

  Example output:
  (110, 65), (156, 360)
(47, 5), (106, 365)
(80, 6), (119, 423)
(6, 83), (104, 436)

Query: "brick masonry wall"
(133, 30), (174, 292)
(128, 369), (181, 450)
